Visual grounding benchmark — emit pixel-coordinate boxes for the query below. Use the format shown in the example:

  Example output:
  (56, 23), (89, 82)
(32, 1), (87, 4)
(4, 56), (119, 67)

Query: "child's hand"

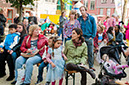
(51, 63), (56, 68)
(103, 39), (107, 43)
(7, 50), (10, 53)
(0, 48), (4, 53)
(9, 50), (13, 54)
(64, 57), (68, 61)
(44, 59), (47, 63)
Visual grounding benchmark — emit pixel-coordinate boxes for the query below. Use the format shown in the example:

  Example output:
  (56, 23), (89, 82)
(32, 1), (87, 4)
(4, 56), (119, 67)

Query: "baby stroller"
(93, 45), (127, 85)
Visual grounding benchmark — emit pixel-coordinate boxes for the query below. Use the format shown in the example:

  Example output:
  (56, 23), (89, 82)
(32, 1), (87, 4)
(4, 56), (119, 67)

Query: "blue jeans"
(15, 55), (42, 84)
(58, 28), (63, 41)
(37, 61), (48, 81)
(11, 52), (17, 66)
(85, 38), (94, 68)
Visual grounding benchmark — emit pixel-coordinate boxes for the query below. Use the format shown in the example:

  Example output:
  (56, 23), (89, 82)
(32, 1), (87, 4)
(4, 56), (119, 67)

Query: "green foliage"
(6, 0), (34, 7)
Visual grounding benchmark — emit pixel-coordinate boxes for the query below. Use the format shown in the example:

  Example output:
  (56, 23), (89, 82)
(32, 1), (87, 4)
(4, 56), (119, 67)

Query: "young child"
(35, 36), (53, 84)
(102, 54), (129, 74)
(45, 36), (67, 85)
(0, 24), (20, 80)
(0, 24), (20, 52)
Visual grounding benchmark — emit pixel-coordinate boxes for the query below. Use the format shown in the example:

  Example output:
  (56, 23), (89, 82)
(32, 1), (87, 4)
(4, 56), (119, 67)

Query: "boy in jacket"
(0, 24), (20, 81)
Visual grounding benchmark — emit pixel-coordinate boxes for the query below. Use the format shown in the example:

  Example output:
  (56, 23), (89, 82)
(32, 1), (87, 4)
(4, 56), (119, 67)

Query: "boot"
(45, 82), (50, 85)
(11, 81), (17, 85)
(79, 66), (96, 79)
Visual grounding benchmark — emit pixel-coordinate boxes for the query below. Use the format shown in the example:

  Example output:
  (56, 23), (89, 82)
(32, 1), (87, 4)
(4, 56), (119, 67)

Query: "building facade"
(80, 0), (115, 21)
(0, 0), (17, 24)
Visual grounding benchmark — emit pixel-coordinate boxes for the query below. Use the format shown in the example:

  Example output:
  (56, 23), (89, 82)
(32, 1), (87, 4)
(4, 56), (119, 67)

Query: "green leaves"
(6, 0), (34, 7)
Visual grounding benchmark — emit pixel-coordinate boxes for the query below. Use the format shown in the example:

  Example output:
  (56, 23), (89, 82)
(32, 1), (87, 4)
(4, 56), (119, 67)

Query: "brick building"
(0, 0), (17, 24)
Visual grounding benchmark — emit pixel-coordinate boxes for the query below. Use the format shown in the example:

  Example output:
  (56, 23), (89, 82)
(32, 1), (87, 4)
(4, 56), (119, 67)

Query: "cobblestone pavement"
(0, 56), (129, 85)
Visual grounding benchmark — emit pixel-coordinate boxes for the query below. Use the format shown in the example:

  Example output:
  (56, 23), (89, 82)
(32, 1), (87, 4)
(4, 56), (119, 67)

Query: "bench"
(37, 63), (78, 85)
(64, 68), (78, 85)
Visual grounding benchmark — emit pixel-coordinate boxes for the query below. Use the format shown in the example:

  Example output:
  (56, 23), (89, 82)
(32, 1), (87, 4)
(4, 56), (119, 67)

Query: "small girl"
(45, 36), (67, 85)
(102, 54), (129, 74)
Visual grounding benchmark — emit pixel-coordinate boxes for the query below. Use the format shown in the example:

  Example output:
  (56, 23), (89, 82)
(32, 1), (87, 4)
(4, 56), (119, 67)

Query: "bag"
(21, 49), (40, 57)
(15, 65), (25, 85)
(21, 36), (45, 57)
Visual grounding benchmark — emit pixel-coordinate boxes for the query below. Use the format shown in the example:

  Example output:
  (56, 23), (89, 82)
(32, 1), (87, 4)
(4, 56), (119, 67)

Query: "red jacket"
(94, 32), (108, 48)
(20, 34), (48, 57)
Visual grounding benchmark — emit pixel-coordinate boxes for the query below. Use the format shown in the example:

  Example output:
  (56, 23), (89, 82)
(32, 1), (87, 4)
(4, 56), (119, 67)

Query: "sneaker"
(11, 81), (16, 85)
(35, 80), (42, 85)
(6, 76), (14, 81)
(45, 82), (50, 85)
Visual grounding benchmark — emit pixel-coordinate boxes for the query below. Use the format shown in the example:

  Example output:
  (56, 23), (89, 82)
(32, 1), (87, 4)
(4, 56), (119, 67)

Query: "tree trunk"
(122, 0), (128, 22)
(60, 0), (65, 12)
(19, 1), (23, 23)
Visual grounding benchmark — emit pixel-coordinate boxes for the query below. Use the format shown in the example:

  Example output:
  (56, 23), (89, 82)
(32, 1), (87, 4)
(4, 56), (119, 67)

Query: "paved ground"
(0, 56), (129, 85)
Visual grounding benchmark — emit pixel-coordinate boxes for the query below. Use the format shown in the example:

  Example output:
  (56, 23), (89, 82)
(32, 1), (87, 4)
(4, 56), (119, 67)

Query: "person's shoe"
(0, 73), (6, 78)
(45, 82), (50, 85)
(20, 83), (30, 85)
(87, 69), (96, 79)
(80, 67), (96, 79)
(35, 80), (42, 85)
(6, 76), (15, 81)
(11, 81), (17, 85)
(90, 67), (96, 71)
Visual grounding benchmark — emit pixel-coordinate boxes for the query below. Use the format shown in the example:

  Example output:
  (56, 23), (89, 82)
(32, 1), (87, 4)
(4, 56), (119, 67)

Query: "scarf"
(72, 39), (83, 48)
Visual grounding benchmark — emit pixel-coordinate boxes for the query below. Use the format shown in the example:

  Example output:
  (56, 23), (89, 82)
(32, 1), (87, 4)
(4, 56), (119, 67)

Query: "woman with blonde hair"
(14, 25), (48, 85)
(63, 10), (80, 42)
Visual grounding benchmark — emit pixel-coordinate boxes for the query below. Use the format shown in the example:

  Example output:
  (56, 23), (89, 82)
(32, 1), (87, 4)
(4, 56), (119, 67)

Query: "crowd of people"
(0, 5), (129, 85)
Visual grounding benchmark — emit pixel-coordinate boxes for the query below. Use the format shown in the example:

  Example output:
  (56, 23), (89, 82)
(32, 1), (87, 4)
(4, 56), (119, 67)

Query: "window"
(84, 0), (88, 8)
(107, 8), (111, 16)
(100, 8), (103, 15)
(111, 0), (114, 3)
(7, 9), (13, 23)
(90, 1), (95, 10)
(101, 0), (107, 4)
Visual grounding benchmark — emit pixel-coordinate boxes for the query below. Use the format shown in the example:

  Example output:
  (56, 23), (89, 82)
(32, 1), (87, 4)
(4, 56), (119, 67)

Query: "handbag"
(15, 65), (25, 85)
(21, 36), (45, 57)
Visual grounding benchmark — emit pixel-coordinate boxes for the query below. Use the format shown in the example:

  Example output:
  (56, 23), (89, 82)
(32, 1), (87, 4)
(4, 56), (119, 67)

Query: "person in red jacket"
(13, 25), (48, 85)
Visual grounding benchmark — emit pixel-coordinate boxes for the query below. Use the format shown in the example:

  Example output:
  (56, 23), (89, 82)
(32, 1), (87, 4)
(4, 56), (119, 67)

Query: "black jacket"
(28, 16), (38, 24)
(0, 14), (6, 26)
(12, 34), (27, 56)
